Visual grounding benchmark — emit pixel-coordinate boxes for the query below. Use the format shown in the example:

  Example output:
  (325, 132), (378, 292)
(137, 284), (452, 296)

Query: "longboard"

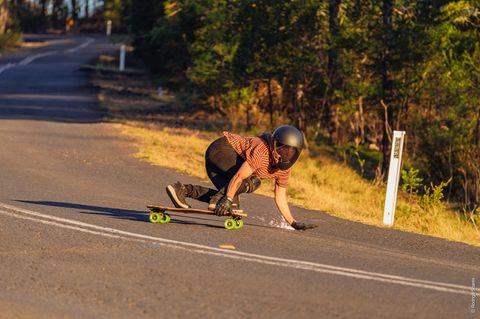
(147, 205), (247, 230)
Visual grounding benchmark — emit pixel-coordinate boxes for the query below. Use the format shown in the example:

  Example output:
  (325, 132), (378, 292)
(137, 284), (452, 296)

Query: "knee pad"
(244, 175), (261, 193)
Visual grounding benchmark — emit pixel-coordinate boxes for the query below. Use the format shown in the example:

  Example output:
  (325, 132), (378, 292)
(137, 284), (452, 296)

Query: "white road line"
(65, 37), (95, 53)
(0, 209), (124, 240)
(0, 37), (95, 75)
(0, 63), (16, 74)
(0, 202), (477, 296)
(18, 51), (59, 66)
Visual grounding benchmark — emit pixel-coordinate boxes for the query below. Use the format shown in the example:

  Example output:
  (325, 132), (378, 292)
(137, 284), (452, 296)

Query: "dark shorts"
(205, 136), (245, 191)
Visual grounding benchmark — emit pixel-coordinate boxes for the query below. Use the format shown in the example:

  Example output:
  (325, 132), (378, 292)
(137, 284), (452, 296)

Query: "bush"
(421, 178), (452, 209)
(0, 31), (22, 52)
(401, 167), (423, 195)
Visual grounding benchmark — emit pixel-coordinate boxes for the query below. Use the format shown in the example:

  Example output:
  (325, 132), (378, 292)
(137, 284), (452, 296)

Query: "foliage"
(51, 0), (69, 29)
(410, 0), (480, 205)
(104, 0), (125, 28)
(124, 0), (198, 78)
(421, 178), (452, 209)
(401, 168), (423, 195)
(0, 30), (21, 51)
(13, 1), (44, 32)
(10, 0), (111, 33)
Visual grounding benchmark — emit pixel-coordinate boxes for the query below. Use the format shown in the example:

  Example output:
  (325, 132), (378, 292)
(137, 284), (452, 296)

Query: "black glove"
(291, 221), (317, 231)
(214, 196), (233, 216)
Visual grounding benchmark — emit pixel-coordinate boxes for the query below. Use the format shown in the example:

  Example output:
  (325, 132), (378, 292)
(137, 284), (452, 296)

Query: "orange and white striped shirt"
(223, 131), (291, 187)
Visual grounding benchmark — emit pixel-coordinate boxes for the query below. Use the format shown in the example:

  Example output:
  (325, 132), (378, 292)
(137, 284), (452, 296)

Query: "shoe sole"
(166, 185), (190, 209)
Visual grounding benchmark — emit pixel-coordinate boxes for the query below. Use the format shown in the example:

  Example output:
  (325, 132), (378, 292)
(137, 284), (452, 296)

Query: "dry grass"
(119, 123), (212, 179)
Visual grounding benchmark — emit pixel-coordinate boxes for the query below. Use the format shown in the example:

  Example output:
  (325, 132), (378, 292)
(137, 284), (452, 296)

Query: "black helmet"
(271, 125), (304, 170)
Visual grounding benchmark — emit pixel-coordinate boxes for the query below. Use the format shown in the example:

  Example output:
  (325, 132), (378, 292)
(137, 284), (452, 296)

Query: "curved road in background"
(0, 35), (478, 318)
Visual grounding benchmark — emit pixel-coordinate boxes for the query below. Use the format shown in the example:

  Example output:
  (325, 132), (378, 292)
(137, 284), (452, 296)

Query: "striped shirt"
(223, 131), (291, 187)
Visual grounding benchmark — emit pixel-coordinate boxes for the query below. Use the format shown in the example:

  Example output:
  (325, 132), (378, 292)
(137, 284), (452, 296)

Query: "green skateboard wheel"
(149, 212), (160, 223)
(159, 213), (171, 224)
(234, 219), (244, 229)
(224, 218), (235, 230)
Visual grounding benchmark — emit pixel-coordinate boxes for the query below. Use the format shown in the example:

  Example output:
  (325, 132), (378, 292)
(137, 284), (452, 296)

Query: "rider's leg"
(204, 136), (245, 210)
(208, 175), (262, 211)
(166, 181), (218, 208)
(167, 136), (238, 208)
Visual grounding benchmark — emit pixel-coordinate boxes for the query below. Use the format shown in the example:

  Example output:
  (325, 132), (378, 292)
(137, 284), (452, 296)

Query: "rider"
(166, 125), (317, 231)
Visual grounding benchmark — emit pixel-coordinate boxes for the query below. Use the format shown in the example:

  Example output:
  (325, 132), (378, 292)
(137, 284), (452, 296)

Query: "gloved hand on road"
(291, 221), (317, 231)
(214, 196), (233, 216)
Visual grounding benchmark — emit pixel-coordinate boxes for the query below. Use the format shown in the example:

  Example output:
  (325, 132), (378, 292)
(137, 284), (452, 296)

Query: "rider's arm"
(274, 184), (295, 224)
(226, 161), (254, 199)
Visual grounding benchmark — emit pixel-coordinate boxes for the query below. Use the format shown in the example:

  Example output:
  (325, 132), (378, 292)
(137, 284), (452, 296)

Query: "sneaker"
(166, 182), (190, 209)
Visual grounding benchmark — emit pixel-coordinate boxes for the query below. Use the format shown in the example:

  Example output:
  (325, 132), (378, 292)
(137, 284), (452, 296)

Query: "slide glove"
(291, 221), (317, 231)
(214, 196), (233, 216)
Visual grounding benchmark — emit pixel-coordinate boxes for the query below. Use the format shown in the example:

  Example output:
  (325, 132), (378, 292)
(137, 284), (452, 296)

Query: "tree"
(71, 0), (78, 21)
(52, 0), (68, 29)
(39, 0), (50, 29)
(412, 0), (480, 204)
(380, 0), (394, 176)
(104, 0), (124, 27)
(125, 0), (192, 75)
(0, 0), (8, 34)
(325, 0), (342, 144)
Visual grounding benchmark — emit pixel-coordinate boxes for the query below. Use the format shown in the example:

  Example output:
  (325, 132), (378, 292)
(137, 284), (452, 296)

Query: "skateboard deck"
(147, 205), (247, 230)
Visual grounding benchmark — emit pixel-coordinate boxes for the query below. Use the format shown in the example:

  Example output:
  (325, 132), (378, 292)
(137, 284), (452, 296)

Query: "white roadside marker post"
(106, 20), (112, 36)
(119, 45), (126, 72)
(383, 130), (406, 226)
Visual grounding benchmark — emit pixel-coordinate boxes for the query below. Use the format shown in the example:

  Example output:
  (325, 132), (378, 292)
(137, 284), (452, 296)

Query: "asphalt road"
(0, 35), (479, 319)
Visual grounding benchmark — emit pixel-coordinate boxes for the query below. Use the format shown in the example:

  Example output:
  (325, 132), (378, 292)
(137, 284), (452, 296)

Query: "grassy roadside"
(0, 31), (22, 53)
(90, 53), (480, 247)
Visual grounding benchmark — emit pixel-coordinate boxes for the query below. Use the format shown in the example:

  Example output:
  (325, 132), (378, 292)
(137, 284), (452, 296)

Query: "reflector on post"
(383, 130), (406, 226)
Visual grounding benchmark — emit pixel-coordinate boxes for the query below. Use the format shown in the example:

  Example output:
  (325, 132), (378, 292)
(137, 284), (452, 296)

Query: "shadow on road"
(0, 35), (112, 124)
(0, 92), (105, 123)
(15, 200), (233, 229)
(16, 200), (147, 222)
